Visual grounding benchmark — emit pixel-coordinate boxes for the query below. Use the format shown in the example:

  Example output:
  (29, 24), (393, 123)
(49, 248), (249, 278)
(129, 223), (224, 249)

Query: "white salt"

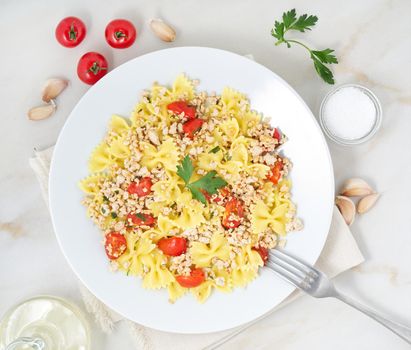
(323, 86), (376, 140)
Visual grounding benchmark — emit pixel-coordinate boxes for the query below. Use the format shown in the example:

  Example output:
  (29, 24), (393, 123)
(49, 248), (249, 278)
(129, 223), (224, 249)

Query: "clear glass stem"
(5, 336), (45, 350)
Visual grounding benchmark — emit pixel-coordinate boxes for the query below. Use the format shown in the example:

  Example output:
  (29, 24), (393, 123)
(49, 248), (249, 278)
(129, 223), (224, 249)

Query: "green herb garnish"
(176, 155), (227, 205)
(103, 195), (109, 202)
(271, 9), (338, 84)
(209, 146), (221, 154)
(110, 212), (117, 219)
(135, 213), (146, 221)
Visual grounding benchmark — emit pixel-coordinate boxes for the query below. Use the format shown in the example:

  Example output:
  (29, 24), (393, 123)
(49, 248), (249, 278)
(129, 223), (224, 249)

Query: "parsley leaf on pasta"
(176, 156), (227, 205)
(176, 155), (194, 184)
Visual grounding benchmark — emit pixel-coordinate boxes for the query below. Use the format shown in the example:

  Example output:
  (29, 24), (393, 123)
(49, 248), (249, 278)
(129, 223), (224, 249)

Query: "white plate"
(49, 47), (334, 334)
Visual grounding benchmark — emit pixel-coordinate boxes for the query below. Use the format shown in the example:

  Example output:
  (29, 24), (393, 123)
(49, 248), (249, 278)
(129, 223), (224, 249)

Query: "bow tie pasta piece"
(236, 110), (261, 136)
(168, 280), (188, 303)
(78, 174), (107, 196)
(88, 142), (112, 173)
(251, 200), (289, 236)
(171, 74), (195, 100)
(220, 87), (248, 114)
(109, 115), (130, 136)
(212, 267), (233, 293)
(151, 174), (183, 204)
(246, 163), (271, 180)
(191, 280), (213, 303)
(117, 233), (156, 276)
(191, 233), (230, 268)
(108, 136), (131, 160)
(231, 265), (259, 288)
(175, 198), (207, 229)
(219, 118), (240, 140)
(140, 139), (180, 172)
(196, 151), (224, 172)
(142, 251), (174, 290)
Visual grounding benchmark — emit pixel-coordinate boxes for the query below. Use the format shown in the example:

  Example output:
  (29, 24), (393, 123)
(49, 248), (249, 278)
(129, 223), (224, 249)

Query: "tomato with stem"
(105, 19), (137, 49)
(77, 52), (108, 85)
(55, 16), (86, 48)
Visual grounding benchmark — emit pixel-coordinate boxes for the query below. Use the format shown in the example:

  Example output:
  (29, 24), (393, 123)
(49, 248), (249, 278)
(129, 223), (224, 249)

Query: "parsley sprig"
(177, 156), (227, 205)
(271, 9), (338, 84)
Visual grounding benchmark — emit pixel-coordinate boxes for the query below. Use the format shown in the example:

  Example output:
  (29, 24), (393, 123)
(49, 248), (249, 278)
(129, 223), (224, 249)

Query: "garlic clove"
(149, 19), (176, 42)
(340, 178), (374, 197)
(335, 195), (356, 226)
(357, 193), (380, 214)
(42, 78), (68, 102)
(27, 103), (56, 121)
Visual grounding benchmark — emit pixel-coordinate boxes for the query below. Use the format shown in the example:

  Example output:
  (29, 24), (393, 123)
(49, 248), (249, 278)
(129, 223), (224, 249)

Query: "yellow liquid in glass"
(0, 296), (90, 350)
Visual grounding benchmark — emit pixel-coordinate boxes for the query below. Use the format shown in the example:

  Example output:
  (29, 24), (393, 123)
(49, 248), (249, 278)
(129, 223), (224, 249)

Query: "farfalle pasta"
(80, 75), (303, 303)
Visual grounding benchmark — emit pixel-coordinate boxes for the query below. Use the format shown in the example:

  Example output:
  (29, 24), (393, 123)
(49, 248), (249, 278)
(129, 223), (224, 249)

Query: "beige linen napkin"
(29, 146), (364, 350)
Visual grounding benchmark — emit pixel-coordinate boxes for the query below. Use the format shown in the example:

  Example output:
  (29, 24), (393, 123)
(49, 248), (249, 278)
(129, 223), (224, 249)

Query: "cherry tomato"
(167, 101), (196, 120)
(55, 17), (86, 48)
(253, 246), (269, 264)
(105, 19), (137, 49)
(127, 212), (155, 226)
(176, 268), (205, 288)
(158, 237), (187, 256)
(273, 128), (281, 143)
(104, 232), (127, 260)
(127, 177), (152, 197)
(222, 198), (244, 229)
(267, 159), (283, 185)
(182, 118), (204, 138)
(77, 52), (108, 85)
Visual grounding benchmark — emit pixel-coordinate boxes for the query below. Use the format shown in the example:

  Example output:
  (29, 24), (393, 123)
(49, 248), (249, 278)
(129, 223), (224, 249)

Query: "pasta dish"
(79, 75), (302, 303)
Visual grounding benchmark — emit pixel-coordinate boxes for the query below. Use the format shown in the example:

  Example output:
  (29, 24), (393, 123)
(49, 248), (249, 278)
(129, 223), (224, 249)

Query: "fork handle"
(335, 291), (411, 344)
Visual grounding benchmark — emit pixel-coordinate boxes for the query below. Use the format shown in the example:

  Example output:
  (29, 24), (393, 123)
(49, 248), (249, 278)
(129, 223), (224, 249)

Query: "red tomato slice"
(55, 16), (86, 48)
(253, 246), (269, 264)
(77, 52), (108, 85)
(167, 101), (196, 119)
(182, 118), (204, 138)
(176, 268), (205, 288)
(127, 212), (155, 226)
(157, 237), (187, 256)
(104, 232), (127, 260)
(273, 128), (281, 143)
(127, 177), (152, 196)
(105, 19), (137, 49)
(222, 198), (244, 229)
(267, 159), (284, 185)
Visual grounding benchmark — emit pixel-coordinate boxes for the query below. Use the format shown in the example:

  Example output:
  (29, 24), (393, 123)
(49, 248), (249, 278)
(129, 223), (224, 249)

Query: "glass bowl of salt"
(319, 84), (382, 145)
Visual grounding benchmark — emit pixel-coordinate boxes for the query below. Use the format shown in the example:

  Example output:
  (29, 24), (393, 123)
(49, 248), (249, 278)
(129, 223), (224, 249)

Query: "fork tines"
(266, 249), (318, 290)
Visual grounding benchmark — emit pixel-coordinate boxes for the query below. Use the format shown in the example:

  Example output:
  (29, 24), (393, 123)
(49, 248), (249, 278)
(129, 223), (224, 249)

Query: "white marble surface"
(1, 0), (410, 349)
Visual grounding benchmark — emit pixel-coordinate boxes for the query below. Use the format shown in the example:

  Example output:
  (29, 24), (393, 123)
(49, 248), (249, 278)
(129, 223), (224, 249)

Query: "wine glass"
(0, 295), (90, 350)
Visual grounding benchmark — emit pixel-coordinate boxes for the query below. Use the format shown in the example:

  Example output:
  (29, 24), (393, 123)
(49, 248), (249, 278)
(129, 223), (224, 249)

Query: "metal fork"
(266, 249), (411, 344)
